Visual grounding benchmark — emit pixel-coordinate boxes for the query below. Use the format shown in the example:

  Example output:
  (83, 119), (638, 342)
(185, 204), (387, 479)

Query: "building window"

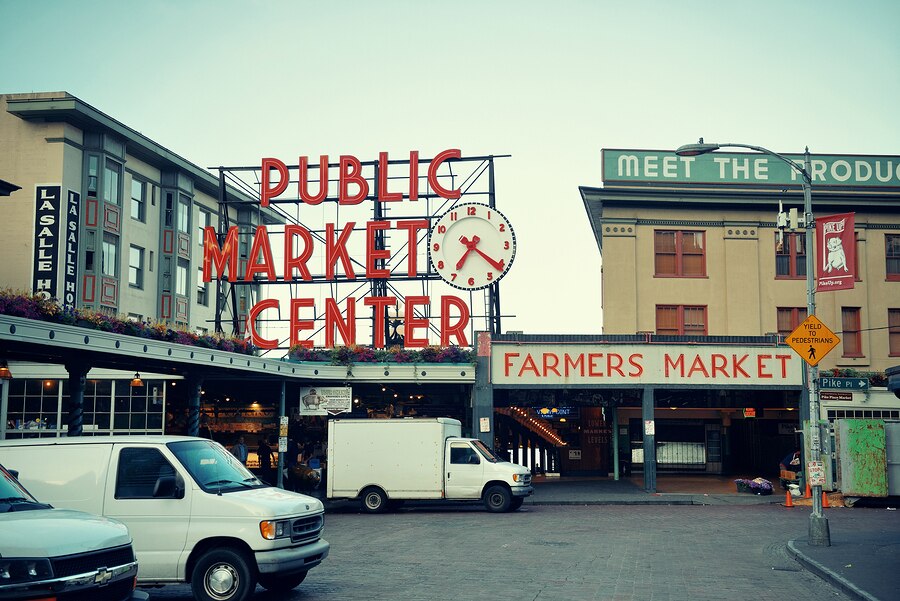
(101, 236), (117, 277)
(128, 246), (144, 289)
(853, 233), (862, 282)
(654, 231), (706, 277)
(164, 192), (174, 228)
(841, 307), (862, 357)
(887, 234), (900, 281)
(776, 232), (806, 278)
(130, 179), (146, 222)
(103, 159), (122, 205)
(656, 305), (707, 335)
(178, 196), (190, 234)
(889, 309), (900, 356)
(777, 307), (807, 335)
(197, 267), (209, 306)
(176, 259), (188, 296)
(198, 209), (213, 247)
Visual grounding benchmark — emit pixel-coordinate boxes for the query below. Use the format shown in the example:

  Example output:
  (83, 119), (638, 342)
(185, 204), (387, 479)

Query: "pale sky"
(2, 0), (899, 337)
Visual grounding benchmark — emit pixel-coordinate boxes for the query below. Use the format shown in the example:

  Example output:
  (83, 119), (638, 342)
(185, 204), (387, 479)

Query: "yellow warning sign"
(786, 315), (840, 366)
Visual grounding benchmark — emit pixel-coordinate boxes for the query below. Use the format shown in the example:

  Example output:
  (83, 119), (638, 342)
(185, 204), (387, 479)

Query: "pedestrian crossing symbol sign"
(786, 315), (840, 367)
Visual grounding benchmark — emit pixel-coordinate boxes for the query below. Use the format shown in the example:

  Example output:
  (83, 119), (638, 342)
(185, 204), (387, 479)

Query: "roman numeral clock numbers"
(428, 203), (516, 291)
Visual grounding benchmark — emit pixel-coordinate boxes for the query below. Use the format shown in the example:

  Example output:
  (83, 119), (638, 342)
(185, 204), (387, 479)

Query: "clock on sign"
(428, 203), (516, 290)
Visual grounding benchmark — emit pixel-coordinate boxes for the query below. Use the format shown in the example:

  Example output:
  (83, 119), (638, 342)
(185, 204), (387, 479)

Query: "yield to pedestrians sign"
(786, 315), (840, 367)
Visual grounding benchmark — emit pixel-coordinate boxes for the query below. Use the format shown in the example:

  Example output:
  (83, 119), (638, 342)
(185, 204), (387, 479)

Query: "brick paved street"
(144, 504), (860, 601)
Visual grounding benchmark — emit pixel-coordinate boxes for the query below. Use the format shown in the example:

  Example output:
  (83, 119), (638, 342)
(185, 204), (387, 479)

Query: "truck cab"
(0, 462), (145, 601)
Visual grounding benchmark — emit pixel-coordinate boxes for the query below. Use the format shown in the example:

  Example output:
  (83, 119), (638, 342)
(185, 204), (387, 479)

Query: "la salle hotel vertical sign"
(32, 185), (80, 306)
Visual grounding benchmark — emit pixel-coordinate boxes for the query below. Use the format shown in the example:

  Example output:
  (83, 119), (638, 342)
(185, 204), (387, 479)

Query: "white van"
(0, 462), (146, 601)
(327, 417), (533, 512)
(0, 436), (329, 601)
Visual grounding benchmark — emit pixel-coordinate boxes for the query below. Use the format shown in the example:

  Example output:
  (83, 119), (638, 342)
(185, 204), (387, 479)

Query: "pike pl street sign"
(818, 377), (869, 391)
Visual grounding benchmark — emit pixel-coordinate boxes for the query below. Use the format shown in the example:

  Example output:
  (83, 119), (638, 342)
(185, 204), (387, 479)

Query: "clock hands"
(455, 235), (476, 270)
(457, 235), (505, 271)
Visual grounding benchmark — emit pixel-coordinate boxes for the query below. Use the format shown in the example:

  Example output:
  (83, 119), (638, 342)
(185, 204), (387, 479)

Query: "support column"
(0, 379), (9, 440)
(186, 375), (203, 437)
(472, 339), (492, 446)
(642, 386), (656, 493)
(612, 403), (620, 481)
(277, 380), (286, 490)
(65, 361), (89, 437)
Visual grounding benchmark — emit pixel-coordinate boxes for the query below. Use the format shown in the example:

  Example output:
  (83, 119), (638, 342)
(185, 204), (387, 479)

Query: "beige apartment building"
(581, 148), (900, 374)
(0, 92), (279, 332)
(0, 92), (281, 438)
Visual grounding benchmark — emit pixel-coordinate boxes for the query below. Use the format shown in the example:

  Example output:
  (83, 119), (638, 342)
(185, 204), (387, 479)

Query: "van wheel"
(509, 497), (524, 511)
(258, 571), (307, 592)
(361, 487), (388, 513)
(483, 485), (511, 512)
(191, 548), (255, 601)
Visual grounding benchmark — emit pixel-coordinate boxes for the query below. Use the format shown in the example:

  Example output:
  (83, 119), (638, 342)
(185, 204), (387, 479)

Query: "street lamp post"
(676, 140), (831, 546)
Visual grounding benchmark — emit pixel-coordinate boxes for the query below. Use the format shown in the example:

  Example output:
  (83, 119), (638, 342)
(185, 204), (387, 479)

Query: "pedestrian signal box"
(786, 315), (840, 367)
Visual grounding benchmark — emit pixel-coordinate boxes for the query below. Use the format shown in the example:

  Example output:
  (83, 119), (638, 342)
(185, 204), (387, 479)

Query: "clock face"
(428, 203), (516, 290)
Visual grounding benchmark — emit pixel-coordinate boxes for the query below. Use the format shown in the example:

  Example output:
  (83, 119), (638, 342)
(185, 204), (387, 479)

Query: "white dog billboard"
(816, 212), (855, 292)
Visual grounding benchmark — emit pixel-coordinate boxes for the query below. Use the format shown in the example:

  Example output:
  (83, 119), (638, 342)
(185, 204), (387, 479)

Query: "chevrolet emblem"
(94, 568), (112, 585)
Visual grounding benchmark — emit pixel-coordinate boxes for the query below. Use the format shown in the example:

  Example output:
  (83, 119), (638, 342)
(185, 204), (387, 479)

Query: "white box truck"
(0, 436), (329, 601)
(326, 417), (533, 512)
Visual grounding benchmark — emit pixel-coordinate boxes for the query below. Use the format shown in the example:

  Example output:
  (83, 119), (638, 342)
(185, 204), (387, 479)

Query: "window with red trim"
(775, 232), (806, 279)
(887, 234), (900, 281)
(889, 309), (900, 356)
(654, 231), (706, 277)
(841, 307), (862, 357)
(656, 305), (708, 335)
(777, 307), (807, 336)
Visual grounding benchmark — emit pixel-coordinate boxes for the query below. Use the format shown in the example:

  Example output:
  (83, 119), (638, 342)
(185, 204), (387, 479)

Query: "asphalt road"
(143, 504), (855, 601)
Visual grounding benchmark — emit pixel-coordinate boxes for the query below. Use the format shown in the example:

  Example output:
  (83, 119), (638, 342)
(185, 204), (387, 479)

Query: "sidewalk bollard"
(822, 490), (830, 508)
(785, 490), (794, 508)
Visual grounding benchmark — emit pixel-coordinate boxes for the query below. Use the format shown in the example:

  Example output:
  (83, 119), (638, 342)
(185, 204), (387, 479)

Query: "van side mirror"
(468, 455), (480, 465)
(8, 469), (19, 479)
(153, 474), (185, 499)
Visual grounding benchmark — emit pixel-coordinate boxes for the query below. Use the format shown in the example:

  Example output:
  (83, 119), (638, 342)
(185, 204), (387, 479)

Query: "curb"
(787, 539), (881, 601)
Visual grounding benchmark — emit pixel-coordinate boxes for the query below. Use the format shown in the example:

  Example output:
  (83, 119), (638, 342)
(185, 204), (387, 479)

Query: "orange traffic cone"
(805, 481), (812, 498)
(785, 490), (794, 507)
(822, 490), (830, 508)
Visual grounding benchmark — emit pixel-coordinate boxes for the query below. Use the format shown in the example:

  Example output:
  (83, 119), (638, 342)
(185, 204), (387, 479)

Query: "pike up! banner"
(816, 212), (855, 292)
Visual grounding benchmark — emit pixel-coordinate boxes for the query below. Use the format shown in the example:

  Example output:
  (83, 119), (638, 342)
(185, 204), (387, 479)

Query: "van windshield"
(167, 440), (264, 493)
(471, 440), (500, 463)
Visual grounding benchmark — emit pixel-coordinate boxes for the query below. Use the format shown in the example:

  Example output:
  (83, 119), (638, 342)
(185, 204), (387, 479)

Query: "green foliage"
(288, 344), (475, 365)
(0, 289), (257, 355)
(825, 367), (887, 388)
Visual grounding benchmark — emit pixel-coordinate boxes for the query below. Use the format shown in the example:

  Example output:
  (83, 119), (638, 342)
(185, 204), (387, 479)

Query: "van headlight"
(0, 559), (53, 584)
(512, 473), (525, 482)
(259, 520), (291, 540)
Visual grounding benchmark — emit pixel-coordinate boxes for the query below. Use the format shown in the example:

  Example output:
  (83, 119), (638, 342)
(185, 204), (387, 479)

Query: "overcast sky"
(2, 0), (898, 337)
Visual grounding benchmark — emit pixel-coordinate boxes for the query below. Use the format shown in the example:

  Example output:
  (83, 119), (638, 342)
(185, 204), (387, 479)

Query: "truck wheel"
(509, 497), (524, 511)
(258, 571), (307, 592)
(483, 485), (512, 512)
(361, 487), (388, 513)
(191, 548), (255, 601)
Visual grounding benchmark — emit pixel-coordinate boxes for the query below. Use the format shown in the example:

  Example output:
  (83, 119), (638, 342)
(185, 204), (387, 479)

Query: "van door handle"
(447, 473), (451, 479)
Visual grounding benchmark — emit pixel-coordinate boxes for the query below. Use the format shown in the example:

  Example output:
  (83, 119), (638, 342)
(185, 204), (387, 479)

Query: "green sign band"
(602, 149), (900, 188)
